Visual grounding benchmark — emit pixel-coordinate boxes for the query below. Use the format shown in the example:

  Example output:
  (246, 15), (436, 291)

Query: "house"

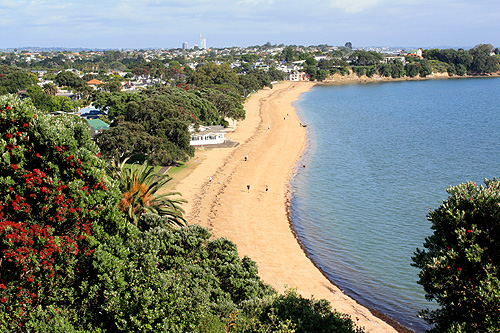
(287, 71), (310, 81)
(382, 56), (406, 65)
(87, 79), (103, 88)
(189, 125), (227, 146)
(78, 107), (104, 119)
(86, 119), (110, 137)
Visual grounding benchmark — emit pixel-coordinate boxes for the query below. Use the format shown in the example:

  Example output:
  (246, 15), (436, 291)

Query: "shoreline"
(319, 70), (500, 86)
(172, 81), (399, 332)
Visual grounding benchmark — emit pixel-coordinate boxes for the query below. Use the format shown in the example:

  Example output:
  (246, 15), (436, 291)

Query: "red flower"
(11, 164), (19, 170)
(6, 106), (11, 110)
(36, 153), (42, 158)
(458, 267), (462, 271)
(23, 123), (29, 128)
(5, 133), (12, 138)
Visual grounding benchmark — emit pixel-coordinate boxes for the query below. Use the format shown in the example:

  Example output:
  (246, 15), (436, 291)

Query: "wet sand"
(173, 81), (398, 332)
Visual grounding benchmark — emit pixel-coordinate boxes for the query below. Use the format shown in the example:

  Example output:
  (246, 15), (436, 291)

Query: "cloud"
(329, 0), (381, 13)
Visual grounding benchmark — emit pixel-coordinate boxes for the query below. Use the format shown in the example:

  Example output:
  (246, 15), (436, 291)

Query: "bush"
(412, 179), (500, 332)
(0, 94), (124, 330)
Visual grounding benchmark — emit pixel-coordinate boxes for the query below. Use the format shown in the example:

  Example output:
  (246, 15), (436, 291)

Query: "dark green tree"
(54, 71), (85, 89)
(412, 179), (500, 332)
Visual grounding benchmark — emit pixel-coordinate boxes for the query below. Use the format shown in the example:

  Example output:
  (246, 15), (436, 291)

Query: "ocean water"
(290, 77), (500, 332)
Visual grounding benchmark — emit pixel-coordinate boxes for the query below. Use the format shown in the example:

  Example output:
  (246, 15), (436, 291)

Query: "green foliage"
(196, 88), (245, 120)
(188, 62), (239, 87)
(108, 161), (186, 227)
(352, 50), (382, 66)
(0, 65), (36, 95)
(0, 95), (124, 331)
(88, 225), (275, 332)
(422, 46), (499, 75)
(404, 63), (421, 78)
(54, 71), (86, 89)
(227, 289), (363, 332)
(26, 85), (80, 113)
(412, 179), (500, 332)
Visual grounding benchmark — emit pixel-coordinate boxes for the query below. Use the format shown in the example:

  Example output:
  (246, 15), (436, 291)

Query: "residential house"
(189, 125), (227, 146)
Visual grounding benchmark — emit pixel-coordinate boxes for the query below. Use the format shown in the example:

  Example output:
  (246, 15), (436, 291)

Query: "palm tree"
(43, 82), (58, 96)
(108, 160), (187, 228)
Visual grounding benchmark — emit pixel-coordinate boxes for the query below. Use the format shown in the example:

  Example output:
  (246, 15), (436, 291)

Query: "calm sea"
(290, 77), (500, 332)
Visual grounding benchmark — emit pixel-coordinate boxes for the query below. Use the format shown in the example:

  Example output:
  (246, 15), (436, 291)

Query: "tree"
(54, 71), (85, 89)
(109, 161), (186, 228)
(188, 63), (239, 87)
(0, 94), (125, 330)
(196, 88), (245, 120)
(42, 82), (58, 96)
(0, 65), (36, 95)
(352, 50), (382, 66)
(412, 179), (500, 332)
(468, 45), (499, 74)
(281, 46), (297, 63)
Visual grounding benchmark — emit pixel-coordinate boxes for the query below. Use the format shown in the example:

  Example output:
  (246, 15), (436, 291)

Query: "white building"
(200, 34), (207, 50)
(189, 125), (227, 146)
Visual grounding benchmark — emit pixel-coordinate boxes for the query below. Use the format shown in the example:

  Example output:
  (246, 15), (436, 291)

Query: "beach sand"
(173, 81), (398, 332)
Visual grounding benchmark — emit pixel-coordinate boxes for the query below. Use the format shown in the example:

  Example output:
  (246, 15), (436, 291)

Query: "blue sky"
(1, 0), (499, 49)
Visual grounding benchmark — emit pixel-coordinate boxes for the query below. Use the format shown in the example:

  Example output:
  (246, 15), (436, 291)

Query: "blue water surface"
(290, 77), (500, 332)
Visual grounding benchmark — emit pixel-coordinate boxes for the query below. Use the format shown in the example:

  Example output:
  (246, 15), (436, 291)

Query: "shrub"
(0, 94), (124, 330)
(412, 179), (500, 332)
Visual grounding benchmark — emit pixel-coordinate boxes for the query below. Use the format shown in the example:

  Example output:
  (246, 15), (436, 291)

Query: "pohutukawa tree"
(0, 95), (124, 330)
(412, 179), (500, 332)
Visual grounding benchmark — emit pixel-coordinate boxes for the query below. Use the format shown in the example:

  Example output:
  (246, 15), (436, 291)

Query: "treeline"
(0, 60), (283, 166)
(93, 63), (281, 165)
(0, 94), (363, 332)
(329, 44), (500, 80)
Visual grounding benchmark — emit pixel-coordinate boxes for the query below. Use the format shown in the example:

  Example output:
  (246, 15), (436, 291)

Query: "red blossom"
(23, 123), (29, 128)
(6, 133), (12, 138)
(11, 164), (19, 170)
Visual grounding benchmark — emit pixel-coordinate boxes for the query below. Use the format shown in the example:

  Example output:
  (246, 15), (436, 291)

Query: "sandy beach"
(173, 81), (398, 332)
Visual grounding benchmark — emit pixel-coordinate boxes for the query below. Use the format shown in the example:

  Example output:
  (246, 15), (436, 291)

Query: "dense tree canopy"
(54, 71), (85, 89)
(0, 94), (125, 330)
(413, 179), (500, 332)
(0, 95), (363, 332)
(0, 65), (37, 95)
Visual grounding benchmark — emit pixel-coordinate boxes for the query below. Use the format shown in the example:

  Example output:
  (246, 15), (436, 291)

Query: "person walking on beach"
(209, 176), (212, 183)
(265, 185), (268, 192)
(247, 184), (250, 192)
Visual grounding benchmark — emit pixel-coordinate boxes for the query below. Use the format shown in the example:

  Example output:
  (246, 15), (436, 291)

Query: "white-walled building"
(189, 125), (227, 146)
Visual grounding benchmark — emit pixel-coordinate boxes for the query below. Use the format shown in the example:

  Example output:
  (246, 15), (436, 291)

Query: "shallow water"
(290, 77), (500, 332)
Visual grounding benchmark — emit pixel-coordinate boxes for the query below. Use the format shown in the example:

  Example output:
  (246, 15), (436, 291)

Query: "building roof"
(87, 79), (103, 85)
(86, 119), (109, 131)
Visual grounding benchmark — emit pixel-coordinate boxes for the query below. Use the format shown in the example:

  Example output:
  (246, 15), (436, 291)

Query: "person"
(209, 176), (212, 183)
(244, 155), (248, 161)
(265, 185), (268, 192)
(247, 184), (250, 192)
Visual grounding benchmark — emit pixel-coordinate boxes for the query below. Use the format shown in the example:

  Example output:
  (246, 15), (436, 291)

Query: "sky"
(1, 0), (499, 50)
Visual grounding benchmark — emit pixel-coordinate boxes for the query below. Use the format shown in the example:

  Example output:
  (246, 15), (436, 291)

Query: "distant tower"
(182, 42), (189, 50)
(200, 34), (207, 50)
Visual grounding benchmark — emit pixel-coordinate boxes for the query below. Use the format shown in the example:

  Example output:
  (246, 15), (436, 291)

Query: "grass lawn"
(157, 153), (206, 193)
(120, 153), (205, 195)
